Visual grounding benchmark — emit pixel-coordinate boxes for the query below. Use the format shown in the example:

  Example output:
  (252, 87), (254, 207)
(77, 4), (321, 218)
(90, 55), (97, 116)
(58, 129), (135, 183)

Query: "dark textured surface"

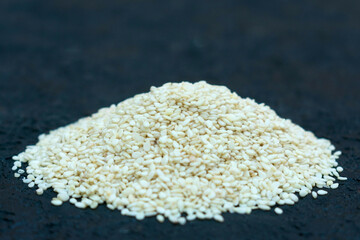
(1, 0), (360, 239)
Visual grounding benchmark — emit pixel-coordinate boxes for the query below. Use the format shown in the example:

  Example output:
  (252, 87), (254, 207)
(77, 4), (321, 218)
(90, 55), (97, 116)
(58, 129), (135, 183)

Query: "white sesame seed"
(90, 201), (98, 209)
(51, 199), (63, 206)
(22, 178), (32, 184)
(75, 202), (86, 209)
(299, 189), (308, 198)
(178, 217), (186, 225)
(156, 215), (165, 223)
(58, 192), (70, 202)
(36, 188), (43, 195)
(284, 199), (295, 205)
(274, 207), (283, 215)
(213, 215), (224, 222)
(258, 205), (271, 210)
(317, 190), (328, 195)
(10, 81), (346, 224)
(186, 214), (196, 221)
(312, 191), (318, 199)
(135, 213), (145, 220)
(289, 194), (299, 202)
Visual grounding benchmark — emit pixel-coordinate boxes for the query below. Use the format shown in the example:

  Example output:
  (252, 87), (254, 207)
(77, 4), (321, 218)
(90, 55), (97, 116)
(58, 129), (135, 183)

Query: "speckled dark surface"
(0, 0), (360, 239)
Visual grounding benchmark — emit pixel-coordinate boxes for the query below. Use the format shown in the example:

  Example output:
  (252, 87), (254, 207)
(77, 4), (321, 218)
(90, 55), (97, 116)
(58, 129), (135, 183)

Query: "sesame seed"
(51, 199), (63, 206)
(299, 189), (308, 198)
(214, 215), (224, 222)
(259, 205), (271, 210)
(75, 202), (86, 209)
(274, 207), (283, 215)
(36, 188), (43, 195)
(317, 190), (328, 195)
(10, 81), (345, 224)
(58, 192), (70, 202)
(178, 217), (186, 225)
(312, 191), (318, 199)
(156, 215), (165, 223)
(135, 213), (145, 220)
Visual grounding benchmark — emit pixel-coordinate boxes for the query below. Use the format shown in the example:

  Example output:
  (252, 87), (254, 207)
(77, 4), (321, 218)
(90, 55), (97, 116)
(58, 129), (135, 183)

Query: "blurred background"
(0, 0), (359, 239)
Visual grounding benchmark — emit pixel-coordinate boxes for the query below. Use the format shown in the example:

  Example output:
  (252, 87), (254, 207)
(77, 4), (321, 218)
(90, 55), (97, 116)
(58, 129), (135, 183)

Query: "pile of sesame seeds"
(11, 81), (346, 224)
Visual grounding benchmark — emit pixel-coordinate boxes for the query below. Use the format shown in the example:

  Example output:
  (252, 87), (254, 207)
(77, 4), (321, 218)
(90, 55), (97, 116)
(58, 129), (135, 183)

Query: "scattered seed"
(317, 190), (328, 195)
(51, 199), (63, 206)
(312, 191), (318, 199)
(36, 188), (44, 195)
(274, 207), (283, 215)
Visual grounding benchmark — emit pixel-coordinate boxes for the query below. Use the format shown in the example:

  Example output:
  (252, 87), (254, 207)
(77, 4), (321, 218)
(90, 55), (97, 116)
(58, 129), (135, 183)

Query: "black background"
(1, 0), (360, 239)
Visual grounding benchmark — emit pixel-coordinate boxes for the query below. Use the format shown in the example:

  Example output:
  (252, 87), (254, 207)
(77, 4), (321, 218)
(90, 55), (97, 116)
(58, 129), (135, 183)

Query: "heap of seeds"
(12, 81), (346, 224)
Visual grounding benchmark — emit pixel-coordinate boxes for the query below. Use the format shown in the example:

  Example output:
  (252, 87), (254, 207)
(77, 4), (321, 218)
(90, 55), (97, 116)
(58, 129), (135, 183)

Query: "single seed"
(299, 189), (308, 197)
(51, 199), (63, 206)
(58, 192), (69, 202)
(317, 190), (328, 195)
(36, 188), (44, 195)
(214, 215), (224, 222)
(75, 202), (86, 209)
(274, 207), (283, 215)
(178, 217), (186, 225)
(312, 191), (318, 199)
(156, 215), (165, 223)
(186, 214), (196, 221)
(136, 213), (145, 220)
(290, 194), (299, 202)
